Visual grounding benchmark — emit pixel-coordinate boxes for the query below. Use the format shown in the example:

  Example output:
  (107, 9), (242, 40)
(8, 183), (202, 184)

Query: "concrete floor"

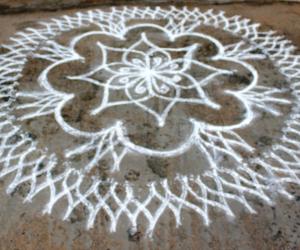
(0, 3), (299, 250)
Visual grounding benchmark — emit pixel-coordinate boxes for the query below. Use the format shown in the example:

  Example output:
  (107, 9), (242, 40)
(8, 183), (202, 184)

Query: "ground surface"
(0, 0), (298, 14)
(0, 3), (300, 250)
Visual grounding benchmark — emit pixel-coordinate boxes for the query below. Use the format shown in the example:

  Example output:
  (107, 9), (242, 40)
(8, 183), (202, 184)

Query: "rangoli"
(0, 7), (299, 236)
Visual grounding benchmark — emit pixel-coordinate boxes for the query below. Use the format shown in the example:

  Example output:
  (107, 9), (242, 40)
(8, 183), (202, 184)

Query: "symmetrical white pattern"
(0, 7), (299, 237)
(70, 32), (228, 126)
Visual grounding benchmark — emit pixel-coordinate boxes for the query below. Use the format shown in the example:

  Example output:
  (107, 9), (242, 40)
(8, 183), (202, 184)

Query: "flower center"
(143, 68), (156, 78)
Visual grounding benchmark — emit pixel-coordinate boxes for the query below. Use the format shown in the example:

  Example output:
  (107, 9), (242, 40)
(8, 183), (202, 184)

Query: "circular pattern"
(42, 24), (258, 155)
(0, 7), (300, 236)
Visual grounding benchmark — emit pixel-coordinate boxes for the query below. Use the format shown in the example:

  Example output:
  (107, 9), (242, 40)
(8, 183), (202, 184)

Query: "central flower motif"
(68, 32), (231, 127)
(42, 25), (254, 152)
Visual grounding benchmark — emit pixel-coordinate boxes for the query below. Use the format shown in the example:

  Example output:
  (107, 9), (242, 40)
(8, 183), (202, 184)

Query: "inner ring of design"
(28, 24), (262, 158)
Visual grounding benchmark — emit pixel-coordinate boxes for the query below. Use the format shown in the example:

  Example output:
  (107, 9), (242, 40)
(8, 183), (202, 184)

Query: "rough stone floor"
(0, 2), (299, 250)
